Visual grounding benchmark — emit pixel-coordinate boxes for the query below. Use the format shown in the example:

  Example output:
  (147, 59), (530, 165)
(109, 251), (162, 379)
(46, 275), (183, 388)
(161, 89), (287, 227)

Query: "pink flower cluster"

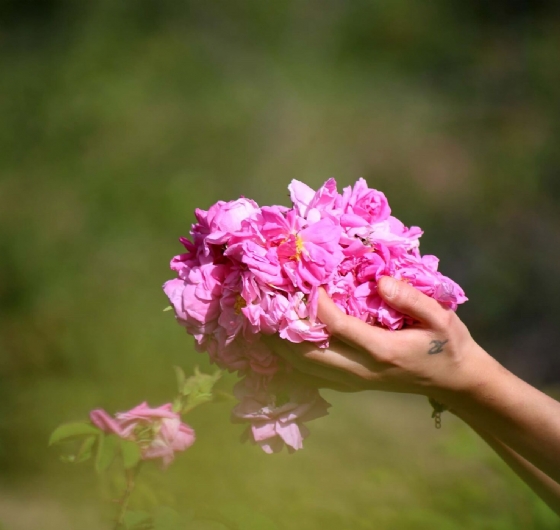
(90, 402), (195, 468)
(164, 178), (467, 453)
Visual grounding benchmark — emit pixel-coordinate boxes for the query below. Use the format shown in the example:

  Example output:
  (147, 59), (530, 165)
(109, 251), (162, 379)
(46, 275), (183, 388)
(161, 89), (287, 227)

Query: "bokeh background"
(1, 1), (560, 528)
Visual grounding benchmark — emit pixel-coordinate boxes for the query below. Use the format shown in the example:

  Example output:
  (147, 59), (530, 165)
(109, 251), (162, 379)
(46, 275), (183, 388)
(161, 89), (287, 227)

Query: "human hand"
(263, 277), (492, 405)
(266, 278), (560, 502)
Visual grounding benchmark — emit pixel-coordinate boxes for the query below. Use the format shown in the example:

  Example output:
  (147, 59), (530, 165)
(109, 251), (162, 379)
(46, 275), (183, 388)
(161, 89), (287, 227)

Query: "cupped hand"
(263, 277), (490, 405)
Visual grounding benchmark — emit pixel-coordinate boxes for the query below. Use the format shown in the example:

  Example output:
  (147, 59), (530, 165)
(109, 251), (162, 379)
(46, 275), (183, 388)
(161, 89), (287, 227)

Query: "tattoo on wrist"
(428, 339), (449, 355)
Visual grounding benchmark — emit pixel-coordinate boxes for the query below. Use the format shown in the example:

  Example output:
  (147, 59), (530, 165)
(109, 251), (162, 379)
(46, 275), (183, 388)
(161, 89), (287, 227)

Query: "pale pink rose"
(352, 281), (407, 329)
(90, 403), (195, 468)
(355, 251), (390, 283)
(341, 178), (391, 224)
(346, 218), (422, 252)
(278, 316), (329, 344)
(217, 269), (279, 346)
(278, 291), (329, 344)
(163, 262), (230, 344)
(288, 179), (316, 218)
(218, 288), (247, 345)
(327, 269), (361, 318)
(244, 338), (280, 376)
(394, 254), (467, 310)
(230, 240), (289, 289)
(163, 278), (190, 324)
(288, 178), (341, 221)
(206, 335), (249, 373)
(231, 377), (331, 453)
(241, 286), (289, 336)
(205, 198), (260, 246)
(434, 278), (467, 308)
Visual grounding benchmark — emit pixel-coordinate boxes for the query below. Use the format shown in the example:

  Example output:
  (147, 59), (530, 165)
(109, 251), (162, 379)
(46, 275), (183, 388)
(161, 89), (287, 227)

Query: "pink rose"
(276, 213), (344, 293)
(231, 377), (331, 453)
(163, 262), (230, 344)
(277, 291), (329, 344)
(288, 178), (341, 221)
(206, 335), (249, 373)
(205, 198), (260, 246)
(342, 178), (391, 225)
(90, 402), (195, 468)
(394, 254), (467, 311)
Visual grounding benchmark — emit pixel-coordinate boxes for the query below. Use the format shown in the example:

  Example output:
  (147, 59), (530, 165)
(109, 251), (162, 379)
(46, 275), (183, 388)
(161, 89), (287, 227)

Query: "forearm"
(279, 282), (560, 487)
(441, 345), (560, 485)
(456, 409), (560, 516)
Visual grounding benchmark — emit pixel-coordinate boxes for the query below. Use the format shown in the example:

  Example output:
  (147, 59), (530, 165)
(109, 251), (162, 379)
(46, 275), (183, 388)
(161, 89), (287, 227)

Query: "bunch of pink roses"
(164, 178), (467, 453)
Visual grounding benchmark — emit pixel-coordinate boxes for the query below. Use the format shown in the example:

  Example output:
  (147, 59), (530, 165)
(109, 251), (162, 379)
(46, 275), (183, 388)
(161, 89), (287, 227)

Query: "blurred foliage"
(1, 0), (560, 528)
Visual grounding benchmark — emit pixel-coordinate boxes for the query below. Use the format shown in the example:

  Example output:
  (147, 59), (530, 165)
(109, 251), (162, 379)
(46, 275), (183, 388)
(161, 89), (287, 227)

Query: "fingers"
(377, 276), (452, 330)
(288, 370), (358, 393)
(316, 289), (394, 354)
(262, 335), (372, 390)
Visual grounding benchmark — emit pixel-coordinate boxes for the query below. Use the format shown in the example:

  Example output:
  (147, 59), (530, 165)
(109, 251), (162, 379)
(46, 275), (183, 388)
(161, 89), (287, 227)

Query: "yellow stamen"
(292, 235), (305, 261)
(234, 295), (247, 314)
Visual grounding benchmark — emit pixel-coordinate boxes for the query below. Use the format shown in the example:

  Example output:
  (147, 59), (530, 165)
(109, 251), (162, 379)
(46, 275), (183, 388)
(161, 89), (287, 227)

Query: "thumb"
(377, 276), (449, 329)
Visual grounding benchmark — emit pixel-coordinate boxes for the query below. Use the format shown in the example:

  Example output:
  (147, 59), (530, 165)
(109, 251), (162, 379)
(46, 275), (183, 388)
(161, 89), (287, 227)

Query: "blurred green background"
(1, 1), (560, 528)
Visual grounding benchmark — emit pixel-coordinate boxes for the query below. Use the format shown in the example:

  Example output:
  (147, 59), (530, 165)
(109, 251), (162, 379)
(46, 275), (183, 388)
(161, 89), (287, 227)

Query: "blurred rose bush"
(49, 367), (225, 529)
(90, 402), (195, 469)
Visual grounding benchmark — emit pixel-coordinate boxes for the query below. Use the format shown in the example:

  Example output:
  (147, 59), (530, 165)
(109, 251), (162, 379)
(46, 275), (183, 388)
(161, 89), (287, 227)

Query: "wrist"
(432, 342), (506, 412)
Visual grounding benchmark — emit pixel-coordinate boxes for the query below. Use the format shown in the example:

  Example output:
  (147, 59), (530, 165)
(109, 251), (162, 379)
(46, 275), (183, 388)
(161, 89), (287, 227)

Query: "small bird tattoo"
(428, 339), (449, 355)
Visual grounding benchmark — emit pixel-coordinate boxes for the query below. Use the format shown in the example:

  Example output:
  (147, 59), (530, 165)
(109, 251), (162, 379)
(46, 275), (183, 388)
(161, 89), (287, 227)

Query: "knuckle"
(434, 309), (454, 330)
(376, 345), (397, 366)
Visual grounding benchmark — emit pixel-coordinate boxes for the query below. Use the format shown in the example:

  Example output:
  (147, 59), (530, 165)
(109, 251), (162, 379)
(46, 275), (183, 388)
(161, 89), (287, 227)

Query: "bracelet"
(428, 397), (448, 429)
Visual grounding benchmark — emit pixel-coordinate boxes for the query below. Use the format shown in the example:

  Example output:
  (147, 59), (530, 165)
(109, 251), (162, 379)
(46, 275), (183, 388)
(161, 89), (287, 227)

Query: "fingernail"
(380, 277), (397, 298)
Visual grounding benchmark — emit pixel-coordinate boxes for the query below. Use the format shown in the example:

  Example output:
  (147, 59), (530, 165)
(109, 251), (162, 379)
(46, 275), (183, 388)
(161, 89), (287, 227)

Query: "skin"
(458, 410), (560, 515)
(263, 277), (560, 515)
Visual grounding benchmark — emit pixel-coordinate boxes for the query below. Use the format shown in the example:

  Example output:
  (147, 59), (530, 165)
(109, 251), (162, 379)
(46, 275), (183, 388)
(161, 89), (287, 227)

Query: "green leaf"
(181, 367), (221, 397)
(181, 394), (212, 415)
(49, 422), (100, 446)
(95, 433), (119, 473)
(174, 366), (186, 393)
(75, 435), (97, 463)
(123, 510), (151, 529)
(163, 305), (173, 312)
(172, 397), (183, 413)
(120, 439), (142, 469)
(179, 367), (222, 415)
(153, 506), (183, 530)
(212, 391), (236, 403)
